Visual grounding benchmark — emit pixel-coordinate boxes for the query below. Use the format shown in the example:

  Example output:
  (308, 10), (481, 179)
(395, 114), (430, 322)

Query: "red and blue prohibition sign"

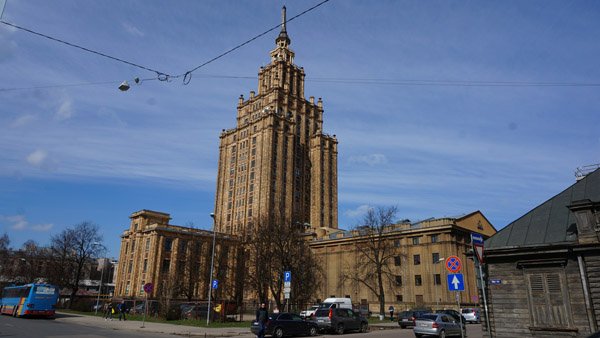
(445, 256), (462, 273)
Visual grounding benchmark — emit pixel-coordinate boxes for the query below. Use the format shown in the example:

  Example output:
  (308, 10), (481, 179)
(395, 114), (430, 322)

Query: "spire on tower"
(276, 6), (290, 46)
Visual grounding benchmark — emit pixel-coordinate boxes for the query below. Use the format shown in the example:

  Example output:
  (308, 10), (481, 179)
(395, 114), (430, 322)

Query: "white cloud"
(344, 204), (372, 218)
(26, 149), (47, 167)
(348, 154), (388, 166)
(55, 98), (73, 120)
(10, 114), (36, 128)
(2, 215), (53, 232)
(122, 22), (145, 37)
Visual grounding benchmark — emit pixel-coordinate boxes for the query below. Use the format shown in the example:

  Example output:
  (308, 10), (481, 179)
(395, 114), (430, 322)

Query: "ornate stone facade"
(214, 7), (338, 236)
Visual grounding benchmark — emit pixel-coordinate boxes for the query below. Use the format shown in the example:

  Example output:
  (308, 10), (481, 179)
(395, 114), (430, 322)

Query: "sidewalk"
(55, 312), (399, 336)
(56, 312), (256, 337)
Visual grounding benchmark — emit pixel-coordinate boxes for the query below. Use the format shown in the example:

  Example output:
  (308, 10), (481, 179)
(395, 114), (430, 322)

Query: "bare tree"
(16, 240), (43, 283)
(246, 215), (322, 311)
(48, 222), (105, 308)
(343, 206), (399, 317)
(0, 233), (11, 281)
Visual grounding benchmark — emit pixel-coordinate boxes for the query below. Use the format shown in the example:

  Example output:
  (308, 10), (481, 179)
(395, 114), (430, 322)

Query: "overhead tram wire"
(0, 77), (158, 92)
(175, 0), (332, 84)
(0, 0), (331, 89)
(0, 20), (171, 80)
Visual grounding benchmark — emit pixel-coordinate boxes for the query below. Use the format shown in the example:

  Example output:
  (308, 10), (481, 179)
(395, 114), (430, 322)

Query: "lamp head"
(210, 213), (215, 218)
(118, 80), (130, 91)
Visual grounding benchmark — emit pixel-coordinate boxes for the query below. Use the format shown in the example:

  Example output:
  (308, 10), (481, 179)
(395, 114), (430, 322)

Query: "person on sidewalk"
(117, 301), (128, 321)
(388, 305), (395, 321)
(255, 303), (269, 338)
(105, 303), (114, 321)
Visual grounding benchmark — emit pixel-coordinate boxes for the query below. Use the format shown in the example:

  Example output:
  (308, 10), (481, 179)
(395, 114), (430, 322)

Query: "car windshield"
(462, 309), (474, 313)
(315, 309), (331, 317)
(419, 314), (438, 321)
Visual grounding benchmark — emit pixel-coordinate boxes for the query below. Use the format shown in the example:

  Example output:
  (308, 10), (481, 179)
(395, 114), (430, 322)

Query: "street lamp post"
(435, 257), (445, 308)
(206, 213), (217, 325)
(95, 258), (105, 315)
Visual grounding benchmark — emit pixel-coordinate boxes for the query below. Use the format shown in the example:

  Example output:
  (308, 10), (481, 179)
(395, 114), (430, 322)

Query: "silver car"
(413, 313), (465, 338)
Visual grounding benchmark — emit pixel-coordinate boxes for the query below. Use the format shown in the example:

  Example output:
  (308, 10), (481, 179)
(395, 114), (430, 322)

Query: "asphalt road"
(0, 313), (485, 338)
(0, 314), (170, 338)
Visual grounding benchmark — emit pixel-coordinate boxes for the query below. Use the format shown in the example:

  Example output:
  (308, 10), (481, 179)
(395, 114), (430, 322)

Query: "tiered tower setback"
(214, 7), (338, 236)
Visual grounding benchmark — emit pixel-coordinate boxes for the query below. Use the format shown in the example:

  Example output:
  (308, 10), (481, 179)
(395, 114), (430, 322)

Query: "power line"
(176, 0), (332, 84)
(3, 74), (599, 92)
(0, 77), (157, 92)
(0, 20), (170, 79)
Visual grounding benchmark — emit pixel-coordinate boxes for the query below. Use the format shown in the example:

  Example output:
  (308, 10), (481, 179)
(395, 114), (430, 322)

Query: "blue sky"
(1, 1), (599, 258)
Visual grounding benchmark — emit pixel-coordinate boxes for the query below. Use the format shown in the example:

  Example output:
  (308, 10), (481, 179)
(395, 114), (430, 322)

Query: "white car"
(461, 308), (481, 324)
(300, 305), (320, 318)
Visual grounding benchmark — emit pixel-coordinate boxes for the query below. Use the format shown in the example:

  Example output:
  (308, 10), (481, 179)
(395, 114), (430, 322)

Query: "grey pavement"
(55, 312), (400, 337)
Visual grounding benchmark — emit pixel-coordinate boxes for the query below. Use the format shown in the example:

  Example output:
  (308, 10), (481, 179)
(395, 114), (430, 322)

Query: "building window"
(431, 234), (438, 243)
(432, 252), (440, 264)
(526, 271), (572, 328)
(131, 240), (135, 252)
(161, 259), (170, 273)
(394, 239), (400, 247)
(143, 259), (148, 273)
(179, 240), (187, 255)
(396, 295), (403, 302)
(414, 254), (421, 265)
(415, 275), (422, 286)
(164, 238), (172, 252)
(412, 237), (420, 245)
(128, 261), (133, 273)
(145, 238), (150, 251)
(394, 255), (402, 266)
(395, 275), (402, 286)
(434, 274), (441, 285)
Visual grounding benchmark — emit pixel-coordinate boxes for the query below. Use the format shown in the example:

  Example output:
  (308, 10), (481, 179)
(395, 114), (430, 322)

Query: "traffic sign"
(445, 256), (462, 273)
(284, 271), (292, 282)
(212, 279), (219, 289)
(143, 282), (154, 293)
(447, 273), (465, 291)
(471, 233), (485, 264)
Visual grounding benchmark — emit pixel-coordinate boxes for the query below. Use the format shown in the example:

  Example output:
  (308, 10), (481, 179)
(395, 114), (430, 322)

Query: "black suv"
(398, 309), (431, 329)
(314, 308), (368, 334)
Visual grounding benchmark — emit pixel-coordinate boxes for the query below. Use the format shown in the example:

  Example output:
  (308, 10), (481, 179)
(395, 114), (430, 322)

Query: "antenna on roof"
(575, 163), (600, 180)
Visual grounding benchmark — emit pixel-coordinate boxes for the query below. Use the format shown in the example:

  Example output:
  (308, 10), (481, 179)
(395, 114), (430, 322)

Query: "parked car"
(181, 303), (208, 320)
(251, 312), (319, 338)
(461, 308), (480, 324)
(398, 309), (431, 329)
(434, 309), (466, 326)
(413, 313), (465, 338)
(300, 305), (320, 319)
(314, 308), (368, 334)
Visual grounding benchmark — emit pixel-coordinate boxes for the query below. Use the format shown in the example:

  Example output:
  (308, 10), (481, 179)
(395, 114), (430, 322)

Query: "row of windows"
(393, 234), (439, 247)
(393, 253), (443, 266)
(394, 274), (442, 287)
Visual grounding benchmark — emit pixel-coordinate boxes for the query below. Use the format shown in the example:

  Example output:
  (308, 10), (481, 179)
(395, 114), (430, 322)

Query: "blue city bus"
(0, 283), (59, 318)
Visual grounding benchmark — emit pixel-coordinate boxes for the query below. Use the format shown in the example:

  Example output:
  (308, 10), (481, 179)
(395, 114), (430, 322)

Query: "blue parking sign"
(212, 279), (218, 289)
(284, 271), (292, 282)
(447, 273), (465, 291)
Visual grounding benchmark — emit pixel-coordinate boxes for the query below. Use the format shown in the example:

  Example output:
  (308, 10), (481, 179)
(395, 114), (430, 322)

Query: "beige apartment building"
(213, 7), (338, 237)
(114, 210), (239, 300)
(310, 211), (496, 310)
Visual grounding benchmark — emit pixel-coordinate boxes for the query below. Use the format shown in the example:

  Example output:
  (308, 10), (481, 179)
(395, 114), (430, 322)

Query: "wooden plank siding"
(584, 254), (600, 330)
(485, 253), (596, 338)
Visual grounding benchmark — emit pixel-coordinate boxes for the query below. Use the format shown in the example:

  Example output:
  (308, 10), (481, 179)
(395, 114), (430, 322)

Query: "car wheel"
(336, 324), (344, 335)
(274, 327), (284, 338)
(309, 326), (318, 336)
(439, 329), (446, 338)
(414, 334), (422, 338)
(360, 323), (368, 333)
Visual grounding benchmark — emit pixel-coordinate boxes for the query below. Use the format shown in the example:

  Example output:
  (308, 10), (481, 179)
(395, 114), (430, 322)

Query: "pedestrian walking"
(117, 300), (128, 321)
(388, 305), (395, 321)
(255, 303), (269, 338)
(105, 303), (114, 321)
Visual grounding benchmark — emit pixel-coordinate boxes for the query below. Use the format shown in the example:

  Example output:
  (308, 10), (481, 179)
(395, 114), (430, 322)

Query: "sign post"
(283, 271), (291, 312)
(141, 282), (153, 328)
(445, 256), (464, 338)
(471, 233), (491, 336)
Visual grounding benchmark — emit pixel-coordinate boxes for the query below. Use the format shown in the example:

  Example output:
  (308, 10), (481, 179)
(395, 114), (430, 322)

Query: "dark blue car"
(251, 312), (319, 338)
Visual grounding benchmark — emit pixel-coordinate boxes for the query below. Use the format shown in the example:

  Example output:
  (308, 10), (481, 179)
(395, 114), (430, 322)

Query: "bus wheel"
(13, 306), (18, 317)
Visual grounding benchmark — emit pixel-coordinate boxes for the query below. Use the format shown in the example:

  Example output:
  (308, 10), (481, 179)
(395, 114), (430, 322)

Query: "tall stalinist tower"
(214, 7), (338, 236)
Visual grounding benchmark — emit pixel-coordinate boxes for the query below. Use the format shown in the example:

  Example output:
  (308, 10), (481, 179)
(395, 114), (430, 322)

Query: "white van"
(320, 297), (352, 309)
